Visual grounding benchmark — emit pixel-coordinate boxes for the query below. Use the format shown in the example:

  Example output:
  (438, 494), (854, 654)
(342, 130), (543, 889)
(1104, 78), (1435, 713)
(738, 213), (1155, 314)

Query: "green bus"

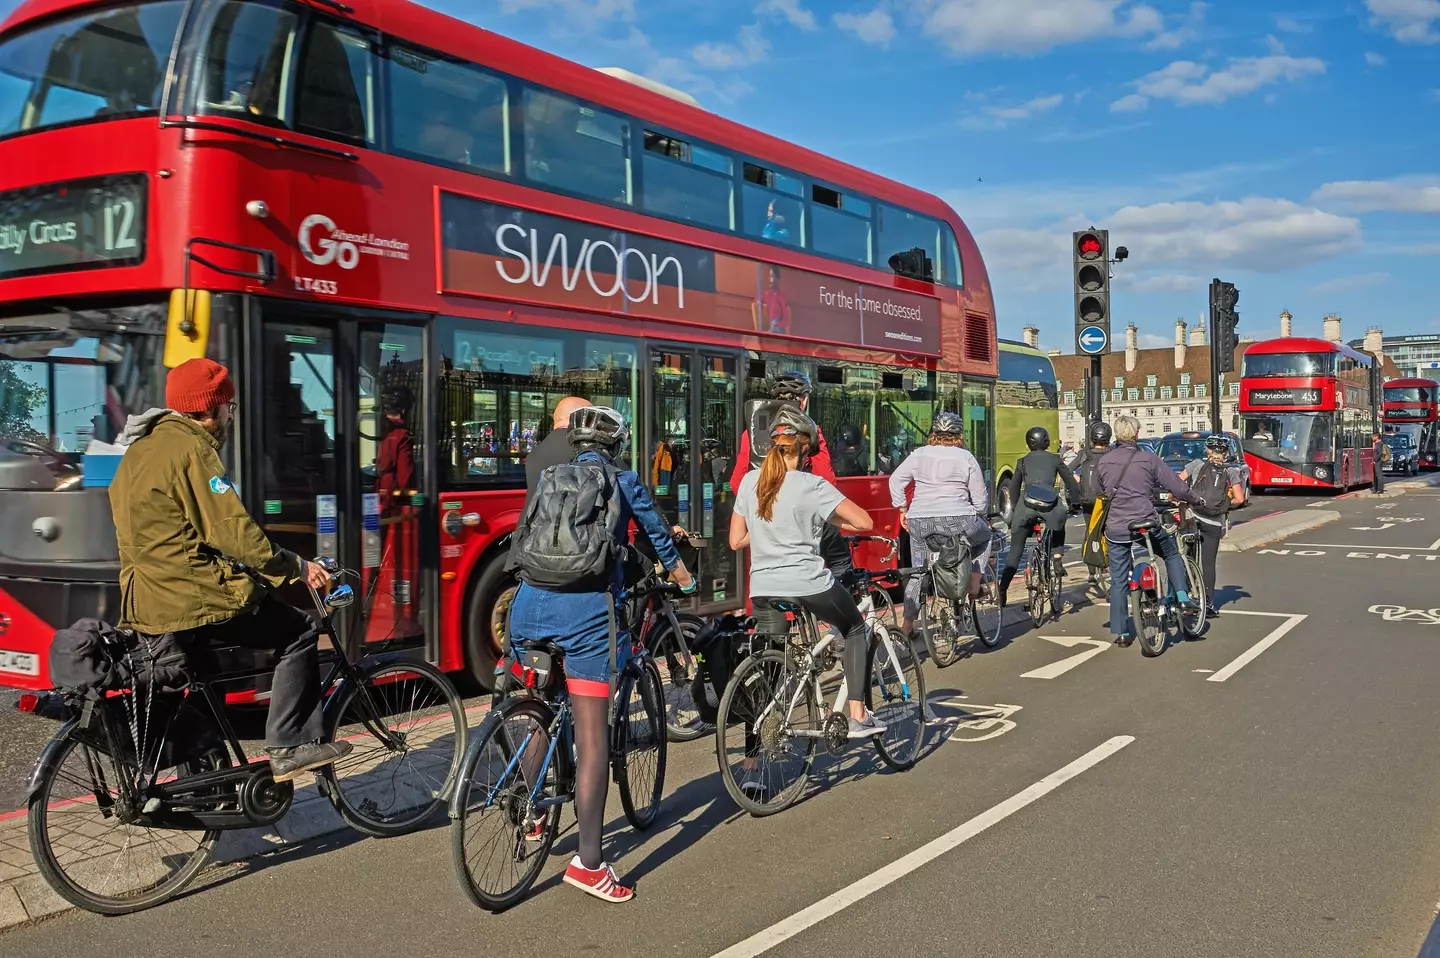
(994, 339), (1060, 518)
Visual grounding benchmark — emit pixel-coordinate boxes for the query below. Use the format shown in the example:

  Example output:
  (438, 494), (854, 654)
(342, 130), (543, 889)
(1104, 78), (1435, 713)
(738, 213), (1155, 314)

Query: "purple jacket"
(1096, 442), (1196, 541)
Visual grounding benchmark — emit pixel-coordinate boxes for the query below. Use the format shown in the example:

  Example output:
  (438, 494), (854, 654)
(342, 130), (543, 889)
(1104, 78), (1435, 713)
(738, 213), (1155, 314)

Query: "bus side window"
(295, 20), (377, 145)
(387, 44), (509, 174)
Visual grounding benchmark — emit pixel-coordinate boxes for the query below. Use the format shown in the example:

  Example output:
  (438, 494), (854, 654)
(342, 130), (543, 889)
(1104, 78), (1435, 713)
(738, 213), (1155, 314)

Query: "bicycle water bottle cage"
(1022, 485), (1058, 512)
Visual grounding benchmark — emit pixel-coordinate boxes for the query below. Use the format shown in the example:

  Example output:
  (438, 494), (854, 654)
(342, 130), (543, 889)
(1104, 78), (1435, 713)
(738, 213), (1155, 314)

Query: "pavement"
(4, 482), (1440, 955)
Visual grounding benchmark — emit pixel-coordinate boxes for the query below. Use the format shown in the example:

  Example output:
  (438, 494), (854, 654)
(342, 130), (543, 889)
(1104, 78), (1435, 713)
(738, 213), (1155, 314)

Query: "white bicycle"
(714, 538), (926, 816)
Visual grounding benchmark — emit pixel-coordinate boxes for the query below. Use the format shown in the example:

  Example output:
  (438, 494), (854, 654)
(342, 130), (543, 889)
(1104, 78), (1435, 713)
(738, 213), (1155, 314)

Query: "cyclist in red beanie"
(108, 358), (350, 782)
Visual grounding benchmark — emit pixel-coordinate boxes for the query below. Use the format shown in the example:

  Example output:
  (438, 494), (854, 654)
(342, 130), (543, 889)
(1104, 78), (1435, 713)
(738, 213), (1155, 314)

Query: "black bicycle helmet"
(1087, 420), (1112, 446)
(568, 405), (630, 449)
(381, 384), (413, 415)
(769, 405), (819, 449)
(1024, 426), (1051, 451)
(773, 370), (813, 401)
(1205, 434), (1230, 453)
(931, 411), (965, 436)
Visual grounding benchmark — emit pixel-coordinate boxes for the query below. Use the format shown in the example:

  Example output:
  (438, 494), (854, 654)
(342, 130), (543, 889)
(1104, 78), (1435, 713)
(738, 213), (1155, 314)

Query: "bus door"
(647, 347), (742, 612)
(249, 309), (432, 662)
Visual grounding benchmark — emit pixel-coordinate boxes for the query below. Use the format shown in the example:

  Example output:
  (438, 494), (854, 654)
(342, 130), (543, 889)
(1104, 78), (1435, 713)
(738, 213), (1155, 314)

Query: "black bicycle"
(24, 560), (467, 915)
(450, 578), (670, 911)
(912, 521), (1007, 668)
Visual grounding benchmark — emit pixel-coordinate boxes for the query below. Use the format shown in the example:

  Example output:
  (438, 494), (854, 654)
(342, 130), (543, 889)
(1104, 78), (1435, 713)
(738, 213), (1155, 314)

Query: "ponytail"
(756, 434), (807, 521)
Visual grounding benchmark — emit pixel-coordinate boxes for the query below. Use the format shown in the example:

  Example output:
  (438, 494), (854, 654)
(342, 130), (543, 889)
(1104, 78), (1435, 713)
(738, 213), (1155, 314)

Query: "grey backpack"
(511, 456), (624, 591)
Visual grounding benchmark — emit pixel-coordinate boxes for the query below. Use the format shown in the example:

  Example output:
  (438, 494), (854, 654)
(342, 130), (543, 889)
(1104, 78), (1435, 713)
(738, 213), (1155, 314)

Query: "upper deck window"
(1242, 352), (1337, 378)
(811, 185), (871, 265)
(386, 43), (509, 174)
(196, 0), (299, 123)
(294, 20), (376, 145)
(641, 131), (734, 232)
(742, 162), (805, 249)
(878, 204), (939, 282)
(523, 88), (631, 206)
(0, 1), (185, 138)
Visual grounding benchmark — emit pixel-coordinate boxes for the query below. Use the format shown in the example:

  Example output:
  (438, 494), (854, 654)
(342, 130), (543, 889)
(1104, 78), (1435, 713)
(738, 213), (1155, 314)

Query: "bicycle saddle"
(516, 638), (566, 658)
(762, 598), (803, 613)
(1128, 518), (1156, 535)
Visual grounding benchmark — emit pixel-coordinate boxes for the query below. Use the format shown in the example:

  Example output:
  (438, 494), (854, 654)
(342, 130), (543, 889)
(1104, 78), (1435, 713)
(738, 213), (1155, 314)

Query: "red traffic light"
(1077, 233), (1104, 261)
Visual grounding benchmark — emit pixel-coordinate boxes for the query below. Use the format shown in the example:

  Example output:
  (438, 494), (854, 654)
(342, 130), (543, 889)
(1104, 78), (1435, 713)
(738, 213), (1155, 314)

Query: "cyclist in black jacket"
(998, 426), (1083, 607)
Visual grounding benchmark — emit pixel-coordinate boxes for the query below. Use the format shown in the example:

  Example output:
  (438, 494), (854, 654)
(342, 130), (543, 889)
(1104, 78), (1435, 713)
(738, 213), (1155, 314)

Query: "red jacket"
(377, 426), (416, 513)
(730, 426), (835, 492)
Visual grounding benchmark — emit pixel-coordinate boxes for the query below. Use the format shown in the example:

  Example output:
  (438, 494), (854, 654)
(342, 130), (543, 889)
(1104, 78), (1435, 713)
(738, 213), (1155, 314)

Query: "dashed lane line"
(708, 736), (1136, 958)
(1207, 613), (1307, 683)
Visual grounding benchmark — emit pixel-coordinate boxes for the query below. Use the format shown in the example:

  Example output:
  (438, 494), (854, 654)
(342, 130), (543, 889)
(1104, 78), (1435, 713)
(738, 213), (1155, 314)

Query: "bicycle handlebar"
(842, 534), (899, 563)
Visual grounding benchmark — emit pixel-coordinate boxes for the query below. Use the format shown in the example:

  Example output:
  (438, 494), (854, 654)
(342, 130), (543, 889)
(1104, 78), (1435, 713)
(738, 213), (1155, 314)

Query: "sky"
(4, 0), (1438, 354)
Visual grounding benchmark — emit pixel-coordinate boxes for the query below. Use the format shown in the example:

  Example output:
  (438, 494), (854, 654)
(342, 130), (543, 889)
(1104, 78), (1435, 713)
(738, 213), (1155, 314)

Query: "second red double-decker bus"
(1382, 378), (1440, 471)
(0, 0), (998, 696)
(1239, 338), (1379, 491)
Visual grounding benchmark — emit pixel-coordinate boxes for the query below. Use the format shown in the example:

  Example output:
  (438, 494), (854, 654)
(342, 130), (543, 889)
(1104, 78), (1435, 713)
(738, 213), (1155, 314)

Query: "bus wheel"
(465, 556), (518, 692)
(998, 475), (1015, 522)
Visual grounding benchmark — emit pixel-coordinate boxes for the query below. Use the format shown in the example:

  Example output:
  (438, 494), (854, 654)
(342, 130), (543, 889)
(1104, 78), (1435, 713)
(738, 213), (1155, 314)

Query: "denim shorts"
(507, 582), (630, 687)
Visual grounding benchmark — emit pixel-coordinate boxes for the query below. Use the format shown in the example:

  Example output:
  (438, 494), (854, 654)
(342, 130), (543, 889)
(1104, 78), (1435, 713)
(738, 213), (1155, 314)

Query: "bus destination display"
(0, 174), (147, 279)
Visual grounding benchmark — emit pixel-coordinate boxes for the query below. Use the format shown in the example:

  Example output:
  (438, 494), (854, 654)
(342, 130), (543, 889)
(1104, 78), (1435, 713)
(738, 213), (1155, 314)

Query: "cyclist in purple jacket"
(1096, 416), (1198, 647)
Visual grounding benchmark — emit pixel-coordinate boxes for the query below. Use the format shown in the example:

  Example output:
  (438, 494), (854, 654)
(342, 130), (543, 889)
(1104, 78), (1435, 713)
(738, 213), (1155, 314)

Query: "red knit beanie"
(166, 358), (236, 414)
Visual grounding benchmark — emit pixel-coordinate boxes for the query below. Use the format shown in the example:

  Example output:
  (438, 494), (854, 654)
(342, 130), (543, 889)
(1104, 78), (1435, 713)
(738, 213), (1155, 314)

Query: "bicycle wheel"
(1179, 553), (1208, 639)
(28, 708), (226, 915)
(971, 588), (1003, 648)
(1134, 564), (1168, 658)
(615, 657), (667, 830)
(322, 659), (466, 837)
(649, 612), (709, 742)
(716, 648), (819, 817)
(919, 591), (962, 668)
(868, 627), (926, 771)
(1026, 552), (1048, 629)
(451, 698), (559, 913)
(868, 582), (901, 634)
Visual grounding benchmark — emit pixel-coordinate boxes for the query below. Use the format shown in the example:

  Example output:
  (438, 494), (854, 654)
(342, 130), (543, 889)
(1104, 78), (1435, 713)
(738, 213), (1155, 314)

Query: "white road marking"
(707, 736), (1136, 958)
(1192, 669), (1214, 673)
(1286, 543), (1440, 551)
(1021, 636), (1110, 679)
(1207, 613), (1307, 683)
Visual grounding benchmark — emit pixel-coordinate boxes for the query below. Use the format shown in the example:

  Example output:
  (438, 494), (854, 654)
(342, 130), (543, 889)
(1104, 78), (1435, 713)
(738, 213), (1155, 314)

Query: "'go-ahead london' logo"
(299, 214), (410, 270)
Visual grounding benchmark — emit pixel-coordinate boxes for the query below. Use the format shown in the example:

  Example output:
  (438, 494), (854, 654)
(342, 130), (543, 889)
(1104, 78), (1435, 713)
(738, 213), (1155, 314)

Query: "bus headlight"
(1314, 466), (1331, 481)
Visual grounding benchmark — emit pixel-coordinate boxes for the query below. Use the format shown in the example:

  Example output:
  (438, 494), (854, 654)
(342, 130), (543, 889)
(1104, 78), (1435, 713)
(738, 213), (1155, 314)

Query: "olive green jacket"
(109, 411), (302, 633)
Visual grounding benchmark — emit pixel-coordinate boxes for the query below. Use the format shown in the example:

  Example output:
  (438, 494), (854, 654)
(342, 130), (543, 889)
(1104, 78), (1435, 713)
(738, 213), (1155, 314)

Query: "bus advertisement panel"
(1239, 338), (1379, 491)
(0, 0), (997, 694)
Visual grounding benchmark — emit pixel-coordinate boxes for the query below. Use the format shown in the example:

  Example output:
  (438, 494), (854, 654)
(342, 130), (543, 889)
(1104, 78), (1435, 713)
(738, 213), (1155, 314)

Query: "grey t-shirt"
(735, 469), (846, 598)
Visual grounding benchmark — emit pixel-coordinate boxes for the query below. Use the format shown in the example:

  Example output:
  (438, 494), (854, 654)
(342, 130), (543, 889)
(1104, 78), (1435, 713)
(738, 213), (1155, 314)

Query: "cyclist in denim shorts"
(887, 411), (992, 638)
(508, 406), (695, 903)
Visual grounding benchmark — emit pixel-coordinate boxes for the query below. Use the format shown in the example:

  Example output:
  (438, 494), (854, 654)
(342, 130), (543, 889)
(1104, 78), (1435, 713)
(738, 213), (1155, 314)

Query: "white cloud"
(834, 7), (897, 46)
(974, 196), (1362, 291)
(1311, 271), (1391, 294)
(916, 0), (1164, 56)
(1311, 177), (1440, 213)
(1110, 40), (1325, 110)
(962, 93), (1064, 128)
(691, 23), (769, 69)
(1365, 50), (1388, 65)
(1275, 15), (1312, 32)
(1145, 1), (1206, 51)
(1406, 243), (1440, 254)
(1364, 0), (1440, 44)
(1136, 333), (1175, 349)
(756, 0), (818, 30)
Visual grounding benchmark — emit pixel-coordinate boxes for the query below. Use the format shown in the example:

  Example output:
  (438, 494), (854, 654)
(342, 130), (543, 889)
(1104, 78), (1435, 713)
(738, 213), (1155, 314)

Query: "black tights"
(570, 692), (610, 870)
(1199, 524), (1222, 603)
(754, 580), (868, 704)
(999, 509), (1068, 596)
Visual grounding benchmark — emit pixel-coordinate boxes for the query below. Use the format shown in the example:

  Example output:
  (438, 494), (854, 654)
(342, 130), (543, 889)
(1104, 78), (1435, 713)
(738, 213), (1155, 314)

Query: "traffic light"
(1210, 279), (1239, 374)
(1073, 229), (1110, 350)
(889, 247), (933, 281)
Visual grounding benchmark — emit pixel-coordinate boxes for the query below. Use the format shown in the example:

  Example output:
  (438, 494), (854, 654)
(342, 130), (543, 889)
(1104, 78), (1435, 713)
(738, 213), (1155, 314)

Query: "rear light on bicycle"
(1137, 564), (1158, 592)
(16, 693), (38, 713)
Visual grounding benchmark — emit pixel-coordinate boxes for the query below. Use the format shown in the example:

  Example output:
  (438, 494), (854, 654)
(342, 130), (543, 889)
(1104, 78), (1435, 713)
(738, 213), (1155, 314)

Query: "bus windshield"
(1, 306), (168, 486)
(996, 349), (1057, 409)
(0, 2), (184, 138)
(1243, 413), (1333, 464)
(1385, 386), (1435, 404)
(1242, 352), (1336, 378)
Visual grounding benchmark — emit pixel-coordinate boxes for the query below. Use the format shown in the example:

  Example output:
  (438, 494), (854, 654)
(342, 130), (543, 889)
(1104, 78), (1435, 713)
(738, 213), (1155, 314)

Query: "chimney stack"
(1175, 320), (1187, 369)
(1047, 348), (1062, 357)
(1125, 323), (1139, 372)
(1280, 310), (1292, 338)
(1364, 326), (1384, 360)
(1323, 313), (1342, 343)
(1189, 323), (1206, 347)
(1022, 326), (1039, 349)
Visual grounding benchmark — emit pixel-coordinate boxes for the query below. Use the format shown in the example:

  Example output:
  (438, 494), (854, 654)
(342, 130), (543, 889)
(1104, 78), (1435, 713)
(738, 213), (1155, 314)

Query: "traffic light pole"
(1208, 281), (1222, 432)
(1087, 357), (1103, 424)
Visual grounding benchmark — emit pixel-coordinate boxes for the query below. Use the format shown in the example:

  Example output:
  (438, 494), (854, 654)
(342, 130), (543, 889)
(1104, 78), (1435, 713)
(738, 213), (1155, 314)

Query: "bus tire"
(997, 474), (1015, 522)
(464, 552), (518, 693)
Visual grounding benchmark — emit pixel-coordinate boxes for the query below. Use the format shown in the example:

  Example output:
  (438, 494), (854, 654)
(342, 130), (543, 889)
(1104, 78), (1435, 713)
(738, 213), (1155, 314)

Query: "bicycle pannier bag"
(688, 614), (751, 725)
(924, 532), (973, 601)
(511, 457), (624, 591)
(49, 619), (189, 692)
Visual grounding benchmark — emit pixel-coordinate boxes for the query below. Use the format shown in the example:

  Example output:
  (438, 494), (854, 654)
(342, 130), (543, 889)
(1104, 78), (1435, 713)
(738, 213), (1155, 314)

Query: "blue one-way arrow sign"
(1078, 325), (1108, 355)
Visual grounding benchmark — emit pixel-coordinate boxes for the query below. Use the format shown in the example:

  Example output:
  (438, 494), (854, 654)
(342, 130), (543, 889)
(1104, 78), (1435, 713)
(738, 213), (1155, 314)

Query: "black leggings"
(1199, 523), (1223, 602)
(754, 580), (867, 705)
(1000, 506), (1068, 593)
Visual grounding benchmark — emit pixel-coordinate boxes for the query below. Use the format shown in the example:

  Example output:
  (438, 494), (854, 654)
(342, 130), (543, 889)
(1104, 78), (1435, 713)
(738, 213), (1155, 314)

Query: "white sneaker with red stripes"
(562, 857), (634, 903)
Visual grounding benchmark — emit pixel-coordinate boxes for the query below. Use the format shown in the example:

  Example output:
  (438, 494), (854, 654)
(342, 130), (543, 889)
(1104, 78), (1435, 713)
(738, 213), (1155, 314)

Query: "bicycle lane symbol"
(925, 693), (1022, 744)
(1367, 604), (1440, 625)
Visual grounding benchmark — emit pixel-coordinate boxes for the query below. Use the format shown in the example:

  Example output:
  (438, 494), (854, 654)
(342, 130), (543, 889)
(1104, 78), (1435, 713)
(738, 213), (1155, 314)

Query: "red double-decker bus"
(1382, 378), (1440, 471)
(1238, 338), (1379, 491)
(0, 0), (997, 694)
